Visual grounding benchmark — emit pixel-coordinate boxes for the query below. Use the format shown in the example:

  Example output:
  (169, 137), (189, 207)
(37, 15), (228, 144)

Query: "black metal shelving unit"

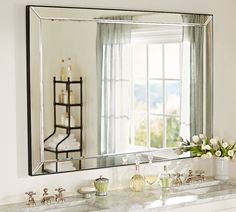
(43, 76), (83, 173)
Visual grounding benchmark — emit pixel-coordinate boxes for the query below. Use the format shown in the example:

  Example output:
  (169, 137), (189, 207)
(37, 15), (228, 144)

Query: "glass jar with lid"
(94, 175), (109, 196)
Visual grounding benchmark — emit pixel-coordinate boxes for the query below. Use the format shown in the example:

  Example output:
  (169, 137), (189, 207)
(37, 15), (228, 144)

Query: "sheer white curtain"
(181, 15), (206, 139)
(97, 17), (132, 154)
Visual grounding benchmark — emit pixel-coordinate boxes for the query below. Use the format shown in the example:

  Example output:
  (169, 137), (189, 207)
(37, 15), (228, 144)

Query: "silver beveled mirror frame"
(26, 5), (213, 176)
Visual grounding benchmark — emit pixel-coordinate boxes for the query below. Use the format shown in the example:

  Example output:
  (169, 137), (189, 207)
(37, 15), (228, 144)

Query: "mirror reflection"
(27, 6), (213, 175)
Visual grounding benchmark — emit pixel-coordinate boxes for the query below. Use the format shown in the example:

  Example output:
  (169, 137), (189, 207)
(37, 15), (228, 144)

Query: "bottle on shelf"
(59, 89), (65, 103)
(64, 112), (76, 127)
(67, 57), (72, 80)
(69, 90), (75, 104)
(159, 165), (171, 190)
(60, 59), (67, 81)
(129, 160), (145, 192)
(63, 90), (68, 104)
(63, 90), (75, 104)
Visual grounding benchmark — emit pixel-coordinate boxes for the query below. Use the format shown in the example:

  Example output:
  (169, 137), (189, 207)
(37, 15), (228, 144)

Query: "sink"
(165, 195), (198, 206)
(172, 179), (236, 197)
(172, 179), (221, 193)
(145, 194), (198, 210)
(40, 204), (101, 212)
(184, 187), (210, 195)
(17, 198), (106, 212)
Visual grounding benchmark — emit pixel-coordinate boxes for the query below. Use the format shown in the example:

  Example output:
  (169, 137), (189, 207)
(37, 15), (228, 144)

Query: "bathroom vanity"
(1, 179), (236, 212)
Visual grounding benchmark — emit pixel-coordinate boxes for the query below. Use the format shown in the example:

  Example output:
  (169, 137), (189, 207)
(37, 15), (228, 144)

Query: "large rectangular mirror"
(26, 6), (213, 175)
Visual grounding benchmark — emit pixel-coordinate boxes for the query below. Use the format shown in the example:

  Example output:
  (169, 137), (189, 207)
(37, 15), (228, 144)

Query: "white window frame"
(130, 26), (183, 149)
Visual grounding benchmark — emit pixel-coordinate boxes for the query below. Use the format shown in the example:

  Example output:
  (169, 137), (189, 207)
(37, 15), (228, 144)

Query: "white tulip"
(228, 150), (234, 157)
(215, 150), (221, 157)
(210, 138), (218, 145)
(205, 145), (211, 150)
(206, 152), (212, 159)
(203, 139), (206, 145)
(213, 145), (219, 151)
(199, 134), (207, 140)
(201, 144), (206, 150)
(201, 154), (207, 160)
(192, 135), (200, 143)
(222, 142), (228, 149)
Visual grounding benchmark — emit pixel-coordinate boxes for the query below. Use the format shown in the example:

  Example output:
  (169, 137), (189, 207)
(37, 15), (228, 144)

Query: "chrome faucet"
(172, 172), (183, 186)
(55, 187), (66, 203)
(25, 191), (36, 207)
(41, 188), (54, 204)
(195, 170), (206, 181)
(185, 170), (205, 183)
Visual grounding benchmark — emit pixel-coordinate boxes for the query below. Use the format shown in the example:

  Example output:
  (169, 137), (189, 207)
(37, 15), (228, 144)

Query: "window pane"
(134, 114), (147, 146)
(133, 44), (147, 79)
(164, 43), (180, 79)
(148, 44), (162, 78)
(150, 115), (163, 148)
(134, 80), (147, 113)
(150, 80), (163, 114)
(166, 116), (180, 147)
(165, 80), (180, 115)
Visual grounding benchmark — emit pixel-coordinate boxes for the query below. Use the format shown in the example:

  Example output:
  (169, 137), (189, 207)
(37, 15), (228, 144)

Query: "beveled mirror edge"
(26, 6), (32, 176)
(32, 155), (197, 176)
(26, 5), (213, 18)
(26, 5), (213, 176)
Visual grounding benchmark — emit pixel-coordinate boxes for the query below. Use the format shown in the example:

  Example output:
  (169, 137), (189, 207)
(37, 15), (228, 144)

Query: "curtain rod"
(40, 17), (204, 27)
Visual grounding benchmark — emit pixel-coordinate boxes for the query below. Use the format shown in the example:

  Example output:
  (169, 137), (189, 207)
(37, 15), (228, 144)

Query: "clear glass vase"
(215, 157), (229, 180)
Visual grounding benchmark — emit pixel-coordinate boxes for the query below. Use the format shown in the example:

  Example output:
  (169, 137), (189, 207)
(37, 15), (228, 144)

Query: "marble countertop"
(2, 179), (236, 212)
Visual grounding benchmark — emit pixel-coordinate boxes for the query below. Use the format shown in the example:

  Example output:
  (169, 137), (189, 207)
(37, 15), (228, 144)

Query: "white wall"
(1, 0), (236, 205)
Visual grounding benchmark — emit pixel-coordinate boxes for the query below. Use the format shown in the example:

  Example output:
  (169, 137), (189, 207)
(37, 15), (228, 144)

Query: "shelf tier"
(55, 125), (82, 130)
(55, 80), (82, 84)
(44, 147), (81, 153)
(55, 102), (82, 107)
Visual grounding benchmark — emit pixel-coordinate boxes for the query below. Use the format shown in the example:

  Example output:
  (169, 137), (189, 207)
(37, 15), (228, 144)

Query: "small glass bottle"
(63, 90), (68, 104)
(59, 89), (65, 103)
(64, 112), (75, 127)
(129, 161), (145, 192)
(60, 59), (67, 81)
(67, 57), (72, 80)
(69, 90), (75, 104)
(159, 165), (171, 190)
